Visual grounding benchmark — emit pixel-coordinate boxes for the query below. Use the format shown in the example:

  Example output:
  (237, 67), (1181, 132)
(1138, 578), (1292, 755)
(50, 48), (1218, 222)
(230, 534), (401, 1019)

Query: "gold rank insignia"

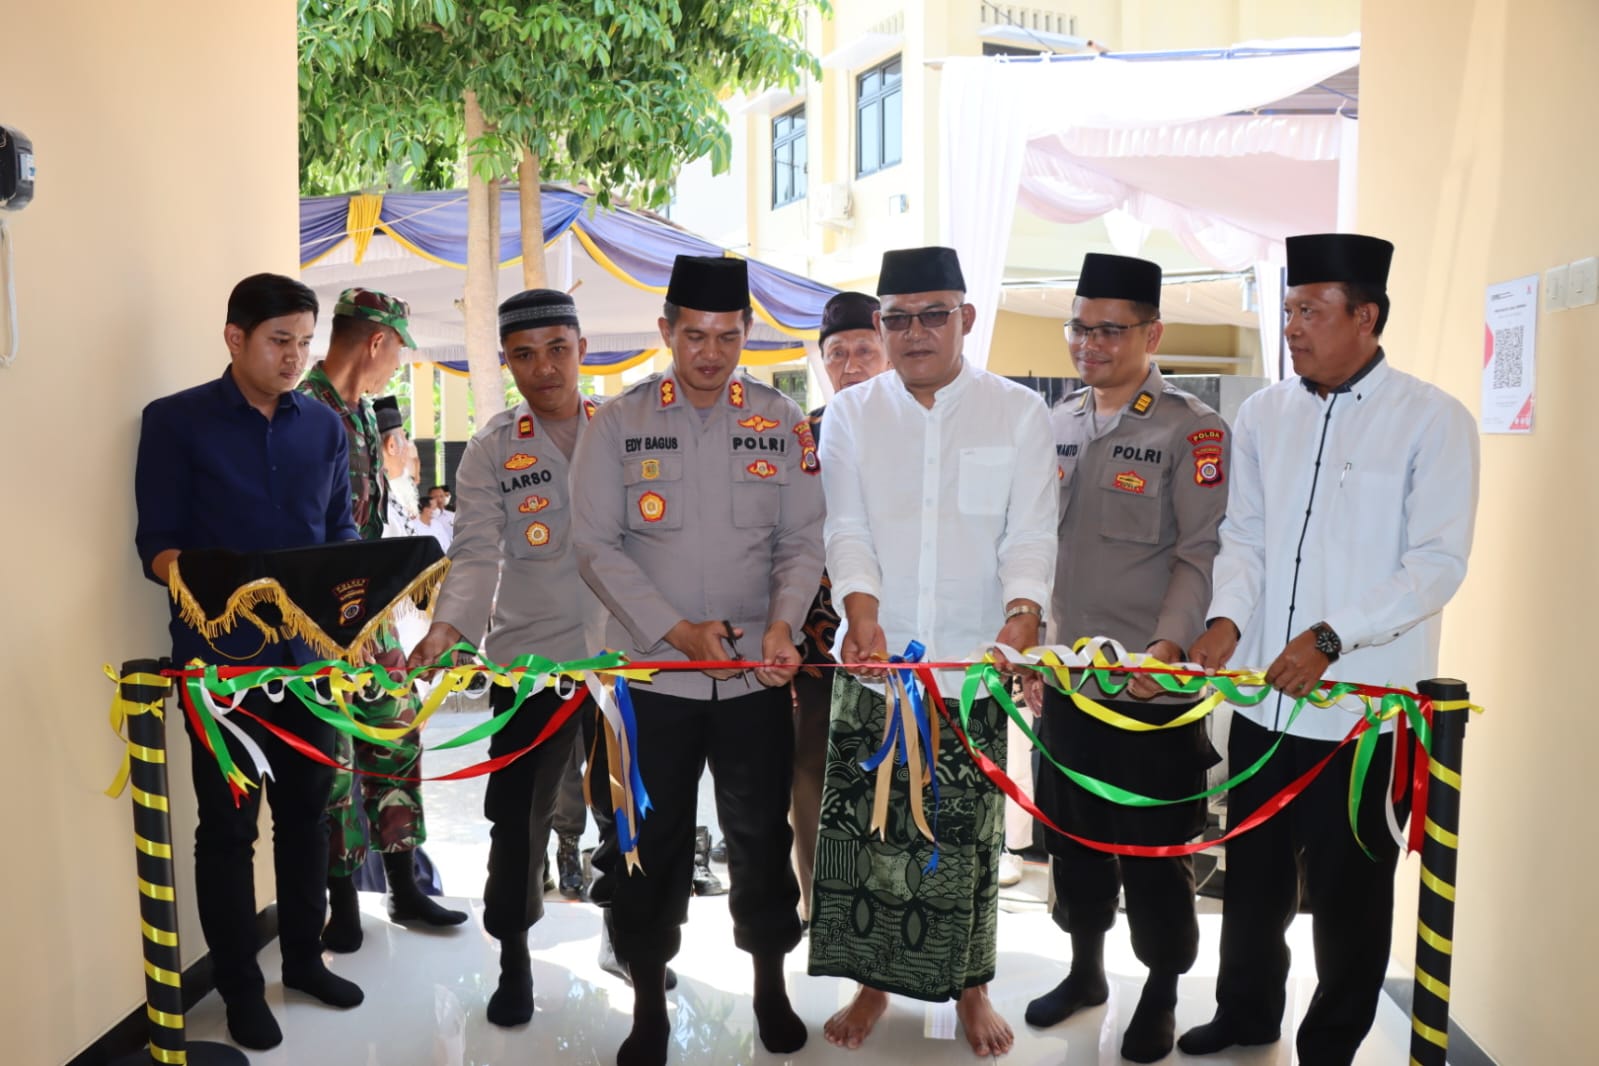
(524, 521), (551, 547)
(517, 414), (535, 438)
(638, 491), (667, 523)
(1113, 470), (1148, 495)
(737, 414), (780, 432)
(504, 453), (538, 471)
(518, 495), (550, 514)
(1132, 391), (1154, 415)
(728, 381), (746, 408)
(746, 459), (778, 479)
(641, 459), (661, 480)
(659, 380), (676, 407)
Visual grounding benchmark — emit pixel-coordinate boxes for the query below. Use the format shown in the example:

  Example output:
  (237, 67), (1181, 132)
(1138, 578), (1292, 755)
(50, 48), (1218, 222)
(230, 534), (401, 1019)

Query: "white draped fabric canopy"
(939, 36), (1361, 376)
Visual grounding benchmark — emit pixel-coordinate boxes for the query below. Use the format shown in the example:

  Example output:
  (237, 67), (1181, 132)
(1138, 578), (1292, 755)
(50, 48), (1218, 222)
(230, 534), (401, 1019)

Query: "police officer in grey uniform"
(1024, 254), (1228, 1063)
(572, 255), (824, 1066)
(408, 289), (603, 1029)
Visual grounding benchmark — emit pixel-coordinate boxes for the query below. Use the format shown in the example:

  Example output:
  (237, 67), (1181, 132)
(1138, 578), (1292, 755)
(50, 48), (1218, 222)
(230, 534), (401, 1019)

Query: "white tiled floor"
(175, 709), (1427, 1065)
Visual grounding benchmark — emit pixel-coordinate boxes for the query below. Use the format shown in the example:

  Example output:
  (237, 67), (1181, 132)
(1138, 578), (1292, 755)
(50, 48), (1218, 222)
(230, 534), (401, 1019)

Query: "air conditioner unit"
(813, 182), (853, 228)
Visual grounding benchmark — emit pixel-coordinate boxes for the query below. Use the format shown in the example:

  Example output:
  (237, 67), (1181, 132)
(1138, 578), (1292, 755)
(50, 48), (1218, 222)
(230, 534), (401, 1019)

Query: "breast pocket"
(732, 451), (787, 529)
(1333, 468), (1406, 527)
(957, 446), (1016, 516)
(625, 455), (684, 532)
(504, 477), (567, 557)
(1098, 464), (1165, 544)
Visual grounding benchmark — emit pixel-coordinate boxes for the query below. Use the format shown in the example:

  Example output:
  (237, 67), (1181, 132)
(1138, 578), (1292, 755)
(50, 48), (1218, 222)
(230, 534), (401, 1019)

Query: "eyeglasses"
(1065, 319), (1156, 343)
(879, 306), (964, 332)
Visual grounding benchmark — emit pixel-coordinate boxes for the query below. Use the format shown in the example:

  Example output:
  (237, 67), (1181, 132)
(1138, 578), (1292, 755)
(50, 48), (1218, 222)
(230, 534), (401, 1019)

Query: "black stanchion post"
(110, 658), (247, 1066)
(1408, 677), (1470, 1066)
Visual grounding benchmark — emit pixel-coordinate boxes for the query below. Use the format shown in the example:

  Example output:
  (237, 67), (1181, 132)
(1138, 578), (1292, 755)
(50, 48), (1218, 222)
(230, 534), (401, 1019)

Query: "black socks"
(751, 953), (807, 1054)
(281, 960), (364, 1008)
(224, 996), (282, 1050)
(1024, 931), (1109, 1027)
(383, 851), (469, 926)
(1121, 972), (1179, 1063)
(323, 873), (363, 953)
(486, 936), (534, 1027)
(618, 961), (670, 1066)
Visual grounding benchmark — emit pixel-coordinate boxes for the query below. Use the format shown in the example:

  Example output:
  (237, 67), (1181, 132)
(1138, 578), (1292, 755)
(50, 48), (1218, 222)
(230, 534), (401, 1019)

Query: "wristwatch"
(1004, 603), (1041, 621)
(1310, 621), (1342, 663)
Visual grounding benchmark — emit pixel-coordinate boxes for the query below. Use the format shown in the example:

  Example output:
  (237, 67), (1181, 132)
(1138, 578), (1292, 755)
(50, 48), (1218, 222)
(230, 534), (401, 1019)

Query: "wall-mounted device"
(0, 123), (29, 368)
(0, 125), (34, 210)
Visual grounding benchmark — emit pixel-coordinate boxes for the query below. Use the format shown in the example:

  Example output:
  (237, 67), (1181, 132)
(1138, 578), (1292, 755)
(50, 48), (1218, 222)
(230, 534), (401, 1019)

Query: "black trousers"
(1037, 687), (1215, 974)
(1217, 716), (1410, 1066)
(184, 686), (335, 1003)
(594, 685), (802, 966)
(481, 683), (588, 940)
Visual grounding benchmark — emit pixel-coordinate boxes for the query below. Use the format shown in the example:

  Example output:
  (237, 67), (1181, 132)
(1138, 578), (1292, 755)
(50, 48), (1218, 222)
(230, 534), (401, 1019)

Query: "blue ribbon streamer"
(611, 677), (653, 855)
(858, 641), (941, 875)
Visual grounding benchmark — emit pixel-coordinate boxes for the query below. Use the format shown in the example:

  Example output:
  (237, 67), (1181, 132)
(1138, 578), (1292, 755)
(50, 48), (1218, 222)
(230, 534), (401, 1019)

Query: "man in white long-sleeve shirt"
(1178, 234), (1479, 1066)
(806, 246), (1057, 1058)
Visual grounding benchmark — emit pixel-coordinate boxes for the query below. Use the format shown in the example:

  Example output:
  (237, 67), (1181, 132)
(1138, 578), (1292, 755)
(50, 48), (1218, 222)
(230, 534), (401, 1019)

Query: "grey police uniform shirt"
(572, 369), (826, 700)
(431, 397), (606, 666)
(1051, 365), (1230, 701)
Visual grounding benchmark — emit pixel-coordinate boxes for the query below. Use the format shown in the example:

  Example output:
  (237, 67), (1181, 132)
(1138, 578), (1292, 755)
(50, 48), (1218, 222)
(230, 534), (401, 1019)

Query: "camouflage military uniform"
(299, 363), (426, 873)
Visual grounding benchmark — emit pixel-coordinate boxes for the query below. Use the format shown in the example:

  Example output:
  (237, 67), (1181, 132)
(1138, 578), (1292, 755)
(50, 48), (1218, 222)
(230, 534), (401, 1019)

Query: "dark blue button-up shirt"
(135, 366), (359, 665)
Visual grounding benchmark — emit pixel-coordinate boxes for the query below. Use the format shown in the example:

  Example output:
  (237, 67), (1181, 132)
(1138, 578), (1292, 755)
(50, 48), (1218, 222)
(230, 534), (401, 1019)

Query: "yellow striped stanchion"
(1408, 677), (1469, 1066)
(110, 659), (247, 1066)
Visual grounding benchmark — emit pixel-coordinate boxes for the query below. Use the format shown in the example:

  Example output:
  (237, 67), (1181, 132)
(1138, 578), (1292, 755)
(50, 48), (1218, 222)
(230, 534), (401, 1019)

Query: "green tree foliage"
(298, 0), (823, 203)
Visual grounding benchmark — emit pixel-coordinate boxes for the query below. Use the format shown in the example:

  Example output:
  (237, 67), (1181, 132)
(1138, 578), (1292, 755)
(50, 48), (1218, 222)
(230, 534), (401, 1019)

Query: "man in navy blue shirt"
(134, 273), (362, 1050)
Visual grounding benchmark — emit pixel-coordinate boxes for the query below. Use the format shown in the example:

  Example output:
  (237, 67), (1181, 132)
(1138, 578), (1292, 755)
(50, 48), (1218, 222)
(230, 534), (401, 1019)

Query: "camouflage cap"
(333, 287), (416, 348)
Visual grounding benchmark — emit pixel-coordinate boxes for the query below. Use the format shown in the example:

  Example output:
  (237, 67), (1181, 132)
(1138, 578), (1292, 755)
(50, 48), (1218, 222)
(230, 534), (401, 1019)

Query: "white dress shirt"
(821, 359), (1058, 680)
(1208, 356), (1479, 740)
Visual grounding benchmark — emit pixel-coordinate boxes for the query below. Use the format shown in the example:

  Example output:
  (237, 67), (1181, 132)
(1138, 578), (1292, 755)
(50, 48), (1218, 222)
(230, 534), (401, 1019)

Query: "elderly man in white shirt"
(806, 246), (1057, 1058)
(1178, 234), (1479, 1066)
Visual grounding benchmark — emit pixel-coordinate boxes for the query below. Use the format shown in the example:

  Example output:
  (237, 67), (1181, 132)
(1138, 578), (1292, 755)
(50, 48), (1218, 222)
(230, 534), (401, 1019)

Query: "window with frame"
(856, 57), (903, 178)
(771, 107), (807, 208)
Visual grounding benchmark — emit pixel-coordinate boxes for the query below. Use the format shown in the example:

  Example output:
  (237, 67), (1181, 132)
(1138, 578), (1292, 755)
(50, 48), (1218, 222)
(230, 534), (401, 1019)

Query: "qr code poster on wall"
(1483, 274), (1538, 434)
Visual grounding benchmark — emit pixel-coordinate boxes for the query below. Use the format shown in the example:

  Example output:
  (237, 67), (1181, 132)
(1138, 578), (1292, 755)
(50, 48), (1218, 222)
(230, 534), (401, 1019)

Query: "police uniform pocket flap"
(624, 454), (684, 486)
(1097, 462), (1165, 544)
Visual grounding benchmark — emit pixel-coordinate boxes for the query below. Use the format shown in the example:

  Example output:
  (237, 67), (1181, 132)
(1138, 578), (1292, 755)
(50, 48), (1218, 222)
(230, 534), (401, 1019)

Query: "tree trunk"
(464, 89), (505, 427)
(518, 148), (548, 290)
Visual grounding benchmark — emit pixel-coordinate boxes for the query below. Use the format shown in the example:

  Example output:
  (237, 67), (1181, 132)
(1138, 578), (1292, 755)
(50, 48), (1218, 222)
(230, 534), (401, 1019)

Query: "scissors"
(721, 620), (747, 672)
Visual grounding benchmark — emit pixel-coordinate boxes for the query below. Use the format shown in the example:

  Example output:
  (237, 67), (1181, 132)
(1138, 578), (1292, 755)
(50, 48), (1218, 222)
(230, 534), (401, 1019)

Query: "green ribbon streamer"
(961, 662), (1432, 821)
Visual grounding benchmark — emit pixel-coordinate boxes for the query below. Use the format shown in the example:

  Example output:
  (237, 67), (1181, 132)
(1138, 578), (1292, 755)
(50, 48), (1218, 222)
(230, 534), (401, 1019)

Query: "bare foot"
(956, 984), (1014, 1057)
(824, 985), (889, 1049)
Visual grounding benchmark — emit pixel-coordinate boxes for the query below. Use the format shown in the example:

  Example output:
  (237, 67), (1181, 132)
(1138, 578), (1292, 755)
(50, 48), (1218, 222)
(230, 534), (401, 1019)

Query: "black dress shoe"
(709, 836), (728, 863)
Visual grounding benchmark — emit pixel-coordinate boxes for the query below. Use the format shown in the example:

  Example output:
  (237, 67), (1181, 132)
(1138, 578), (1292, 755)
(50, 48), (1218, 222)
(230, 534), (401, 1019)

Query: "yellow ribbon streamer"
(132, 787), (169, 813)
(1429, 759), (1463, 791)
(150, 1046), (187, 1065)
(103, 664), (170, 799)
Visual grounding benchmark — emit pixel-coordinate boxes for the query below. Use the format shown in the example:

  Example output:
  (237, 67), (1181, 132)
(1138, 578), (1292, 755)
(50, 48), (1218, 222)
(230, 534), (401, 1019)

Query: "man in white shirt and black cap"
(572, 254), (824, 1066)
(807, 246), (1057, 1057)
(1177, 234), (1478, 1065)
(1023, 252), (1228, 1062)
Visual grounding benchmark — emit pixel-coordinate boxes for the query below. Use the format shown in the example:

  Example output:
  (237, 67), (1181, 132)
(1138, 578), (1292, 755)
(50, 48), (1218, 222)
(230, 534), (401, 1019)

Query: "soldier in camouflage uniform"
(298, 288), (467, 952)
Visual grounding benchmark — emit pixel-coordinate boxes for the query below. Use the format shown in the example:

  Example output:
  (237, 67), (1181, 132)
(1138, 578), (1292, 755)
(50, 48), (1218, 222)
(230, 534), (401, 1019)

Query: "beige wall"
(1, 4), (297, 1062)
(1360, 2), (1599, 1062)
